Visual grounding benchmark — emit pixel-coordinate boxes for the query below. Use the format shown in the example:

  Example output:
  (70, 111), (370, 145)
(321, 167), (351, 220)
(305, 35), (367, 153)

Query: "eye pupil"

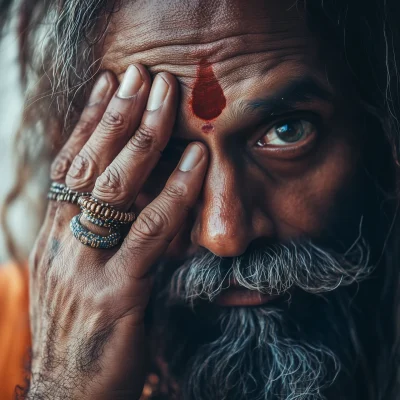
(256, 118), (316, 148)
(275, 121), (304, 143)
(277, 124), (289, 134)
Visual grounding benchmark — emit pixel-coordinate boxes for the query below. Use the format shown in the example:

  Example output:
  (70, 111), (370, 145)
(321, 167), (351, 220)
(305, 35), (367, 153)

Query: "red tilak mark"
(201, 123), (215, 133)
(191, 60), (226, 121)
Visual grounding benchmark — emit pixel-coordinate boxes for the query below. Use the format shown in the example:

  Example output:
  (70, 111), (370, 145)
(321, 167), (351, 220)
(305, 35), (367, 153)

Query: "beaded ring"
(78, 195), (136, 225)
(48, 182), (91, 205)
(70, 214), (121, 249)
(81, 210), (120, 230)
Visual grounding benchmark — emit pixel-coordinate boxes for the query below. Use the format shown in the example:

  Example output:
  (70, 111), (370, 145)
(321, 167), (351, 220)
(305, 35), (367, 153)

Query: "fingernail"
(117, 65), (143, 99)
(87, 73), (110, 106)
(146, 75), (169, 111)
(179, 144), (204, 172)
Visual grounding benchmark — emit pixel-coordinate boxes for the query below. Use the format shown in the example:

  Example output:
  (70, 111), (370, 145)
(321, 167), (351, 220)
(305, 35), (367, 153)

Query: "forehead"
(104, 0), (317, 72)
(102, 0), (333, 133)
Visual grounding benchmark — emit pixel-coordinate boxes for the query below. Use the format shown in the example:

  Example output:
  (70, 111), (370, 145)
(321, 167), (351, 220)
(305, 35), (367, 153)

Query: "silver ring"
(70, 214), (121, 249)
(48, 182), (91, 205)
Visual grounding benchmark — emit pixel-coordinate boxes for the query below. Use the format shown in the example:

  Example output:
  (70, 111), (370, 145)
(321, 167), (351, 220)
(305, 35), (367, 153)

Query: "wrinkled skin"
(29, 0), (373, 398)
(101, 0), (366, 256)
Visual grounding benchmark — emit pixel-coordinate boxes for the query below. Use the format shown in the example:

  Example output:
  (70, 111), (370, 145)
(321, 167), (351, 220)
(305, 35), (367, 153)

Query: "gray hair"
(170, 238), (371, 305)
(153, 236), (372, 399)
(1, 1), (400, 398)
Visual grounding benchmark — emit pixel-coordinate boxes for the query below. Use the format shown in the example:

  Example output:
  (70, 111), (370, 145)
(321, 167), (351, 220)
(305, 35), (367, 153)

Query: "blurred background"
(0, 29), (37, 263)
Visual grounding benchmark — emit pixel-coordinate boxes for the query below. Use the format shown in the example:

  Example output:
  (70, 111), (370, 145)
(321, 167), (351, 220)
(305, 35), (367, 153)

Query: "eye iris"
(276, 121), (304, 143)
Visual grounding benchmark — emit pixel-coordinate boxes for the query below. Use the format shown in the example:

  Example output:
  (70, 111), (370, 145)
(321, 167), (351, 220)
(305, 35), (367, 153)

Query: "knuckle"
(133, 207), (169, 239)
(163, 182), (188, 200)
(93, 164), (128, 203)
(50, 149), (75, 181)
(66, 150), (97, 189)
(99, 110), (127, 135)
(96, 164), (124, 191)
(127, 124), (158, 153)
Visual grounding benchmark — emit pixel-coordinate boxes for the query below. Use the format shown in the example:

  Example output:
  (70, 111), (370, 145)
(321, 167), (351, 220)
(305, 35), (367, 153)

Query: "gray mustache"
(169, 236), (372, 304)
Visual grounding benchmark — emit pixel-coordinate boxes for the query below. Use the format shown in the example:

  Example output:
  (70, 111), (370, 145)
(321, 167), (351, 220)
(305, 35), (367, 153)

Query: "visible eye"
(257, 119), (317, 147)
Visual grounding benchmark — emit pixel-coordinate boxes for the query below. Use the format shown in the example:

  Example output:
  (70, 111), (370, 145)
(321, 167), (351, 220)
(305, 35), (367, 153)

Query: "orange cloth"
(0, 262), (31, 400)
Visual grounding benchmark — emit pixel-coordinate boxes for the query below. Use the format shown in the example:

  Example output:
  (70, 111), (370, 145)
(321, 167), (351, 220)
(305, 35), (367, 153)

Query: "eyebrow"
(244, 77), (334, 117)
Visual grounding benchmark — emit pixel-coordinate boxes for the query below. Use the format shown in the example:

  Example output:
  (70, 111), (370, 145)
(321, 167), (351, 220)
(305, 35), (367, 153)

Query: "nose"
(192, 154), (273, 257)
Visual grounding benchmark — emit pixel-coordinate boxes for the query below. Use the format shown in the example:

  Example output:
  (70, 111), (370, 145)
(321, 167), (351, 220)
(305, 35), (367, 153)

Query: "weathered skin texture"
(102, 0), (363, 258)
(27, 1), (373, 399)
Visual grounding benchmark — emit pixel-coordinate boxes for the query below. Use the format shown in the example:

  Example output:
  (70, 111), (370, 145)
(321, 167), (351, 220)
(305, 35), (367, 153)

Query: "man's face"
(100, 1), (375, 398)
(103, 0), (365, 260)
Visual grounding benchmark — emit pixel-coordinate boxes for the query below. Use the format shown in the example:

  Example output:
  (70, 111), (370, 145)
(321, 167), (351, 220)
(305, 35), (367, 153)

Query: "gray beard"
(182, 307), (340, 400)
(150, 235), (372, 400)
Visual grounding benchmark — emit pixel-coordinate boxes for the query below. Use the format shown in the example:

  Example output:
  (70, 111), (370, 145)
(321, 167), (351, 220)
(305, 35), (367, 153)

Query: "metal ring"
(81, 210), (120, 230)
(78, 195), (136, 225)
(48, 182), (91, 205)
(70, 214), (121, 249)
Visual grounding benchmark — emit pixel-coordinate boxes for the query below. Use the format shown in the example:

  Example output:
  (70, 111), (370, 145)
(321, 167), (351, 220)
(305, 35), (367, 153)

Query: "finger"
(33, 72), (118, 267)
(66, 64), (152, 193)
(50, 71), (118, 183)
(92, 72), (178, 210)
(115, 143), (208, 279)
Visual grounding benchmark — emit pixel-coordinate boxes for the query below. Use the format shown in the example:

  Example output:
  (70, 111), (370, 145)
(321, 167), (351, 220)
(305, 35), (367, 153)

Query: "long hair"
(0, 0), (399, 398)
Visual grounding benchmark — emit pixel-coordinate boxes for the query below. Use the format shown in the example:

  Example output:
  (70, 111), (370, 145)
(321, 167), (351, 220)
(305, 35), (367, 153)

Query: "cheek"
(267, 136), (361, 238)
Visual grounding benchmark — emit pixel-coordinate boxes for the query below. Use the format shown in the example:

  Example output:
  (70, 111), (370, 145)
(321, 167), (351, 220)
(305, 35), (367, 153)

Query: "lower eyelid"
(253, 130), (318, 160)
